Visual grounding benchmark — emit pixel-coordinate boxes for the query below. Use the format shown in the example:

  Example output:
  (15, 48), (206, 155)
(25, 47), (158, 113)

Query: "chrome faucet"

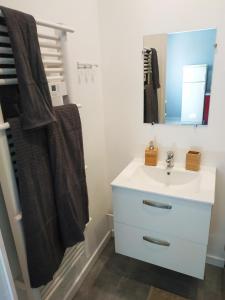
(166, 151), (174, 169)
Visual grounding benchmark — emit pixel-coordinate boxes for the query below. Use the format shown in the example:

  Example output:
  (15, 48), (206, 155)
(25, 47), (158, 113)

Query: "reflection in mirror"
(143, 28), (217, 125)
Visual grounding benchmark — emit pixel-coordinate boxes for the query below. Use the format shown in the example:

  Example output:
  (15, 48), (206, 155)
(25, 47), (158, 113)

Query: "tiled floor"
(74, 238), (225, 300)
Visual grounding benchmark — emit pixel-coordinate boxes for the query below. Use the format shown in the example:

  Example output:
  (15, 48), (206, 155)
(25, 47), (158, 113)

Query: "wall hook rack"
(77, 62), (99, 69)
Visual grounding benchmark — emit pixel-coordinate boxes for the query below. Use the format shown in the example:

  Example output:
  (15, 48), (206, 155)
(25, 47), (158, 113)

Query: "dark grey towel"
(8, 104), (89, 287)
(8, 119), (65, 288)
(144, 83), (159, 123)
(1, 6), (56, 129)
(151, 48), (160, 91)
(144, 48), (160, 123)
(47, 104), (89, 247)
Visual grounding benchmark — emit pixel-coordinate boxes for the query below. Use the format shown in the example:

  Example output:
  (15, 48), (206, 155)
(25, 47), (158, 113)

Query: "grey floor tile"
(116, 276), (150, 300)
(73, 238), (224, 300)
(196, 288), (224, 300)
(148, 286), (189, 300)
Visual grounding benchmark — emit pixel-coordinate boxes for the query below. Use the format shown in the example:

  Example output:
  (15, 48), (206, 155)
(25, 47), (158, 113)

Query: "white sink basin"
(130, 164), (199, 187)
(111, 158), (216, 204)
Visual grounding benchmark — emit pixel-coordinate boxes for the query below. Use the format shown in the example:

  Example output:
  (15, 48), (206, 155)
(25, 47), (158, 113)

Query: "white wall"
(0, 0), (111, 292)
(98, 0), (225, 263)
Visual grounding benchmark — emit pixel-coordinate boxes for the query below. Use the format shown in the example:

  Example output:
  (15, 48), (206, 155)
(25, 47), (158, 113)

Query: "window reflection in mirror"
(143, 28), (217, 125)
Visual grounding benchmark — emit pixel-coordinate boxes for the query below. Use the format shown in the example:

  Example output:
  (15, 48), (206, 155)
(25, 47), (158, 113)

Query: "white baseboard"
(64, 230), (112, 300)
(206, 254), (224, 268)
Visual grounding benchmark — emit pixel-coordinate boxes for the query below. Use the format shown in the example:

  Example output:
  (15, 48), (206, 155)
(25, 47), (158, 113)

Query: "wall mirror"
(143, 28), (217, 125)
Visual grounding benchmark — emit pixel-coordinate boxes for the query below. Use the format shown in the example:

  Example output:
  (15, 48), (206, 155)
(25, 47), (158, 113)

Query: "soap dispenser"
(145, 140), (158, 166)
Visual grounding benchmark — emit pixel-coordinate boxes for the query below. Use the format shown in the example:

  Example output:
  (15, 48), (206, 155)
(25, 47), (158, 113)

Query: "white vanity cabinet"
(112, 186), (213, 279)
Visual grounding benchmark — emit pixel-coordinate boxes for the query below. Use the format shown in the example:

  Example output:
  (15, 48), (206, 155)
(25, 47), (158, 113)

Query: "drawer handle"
(143, 199), (172, 210)
(143, 236), (170, 247)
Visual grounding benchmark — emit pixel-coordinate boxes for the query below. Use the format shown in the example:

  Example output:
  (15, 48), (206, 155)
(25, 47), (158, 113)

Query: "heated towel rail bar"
(0, 8), (74, 87)
(0, 9), (74, 32)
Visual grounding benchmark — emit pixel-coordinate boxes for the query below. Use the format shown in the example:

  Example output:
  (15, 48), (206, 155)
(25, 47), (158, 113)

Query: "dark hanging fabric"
(0, 6), (56, 129)
(8, 104), (89, 288)
(151, 48), (160, 91)
(47, 104), (89, 248)
(144, 84), (159, 123)
(8, 118), (65, 288)
(144, 48), (160, 123)
(0, 85), (20, 119)
(0, 6), (89, 288)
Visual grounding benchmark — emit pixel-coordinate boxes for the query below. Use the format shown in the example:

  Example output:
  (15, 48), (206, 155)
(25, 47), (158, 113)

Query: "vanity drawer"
(114, 222), (206, 279)
(112, 187), (212, 245)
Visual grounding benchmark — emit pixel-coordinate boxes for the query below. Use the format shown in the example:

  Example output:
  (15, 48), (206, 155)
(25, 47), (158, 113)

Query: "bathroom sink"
(111, 158), (216, 204)
(130, 164), (199, 187)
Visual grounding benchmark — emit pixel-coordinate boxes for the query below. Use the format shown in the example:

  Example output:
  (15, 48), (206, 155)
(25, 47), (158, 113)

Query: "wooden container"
(145, 147), (158, 166)
(186, 151), (201, 171)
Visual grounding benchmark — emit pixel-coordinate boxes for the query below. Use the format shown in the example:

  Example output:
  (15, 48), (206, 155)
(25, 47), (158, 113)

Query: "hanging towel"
(8, 104), (89, 287)
(47, 104), (89, 248)
(144, 48), (160, 123)
(144, 83), (159, 123)
(8, 118), (65, 288)
(151, 48), (160, 91)
(1, 6), (56, 129)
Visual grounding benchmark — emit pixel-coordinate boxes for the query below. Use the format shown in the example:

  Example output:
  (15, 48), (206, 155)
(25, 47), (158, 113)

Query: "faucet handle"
(167, 151), (174, 158)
